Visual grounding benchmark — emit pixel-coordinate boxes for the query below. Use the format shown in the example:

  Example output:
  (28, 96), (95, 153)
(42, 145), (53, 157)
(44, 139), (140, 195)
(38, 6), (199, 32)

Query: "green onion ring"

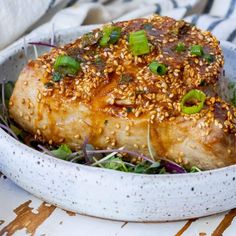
(190, 45), (203, 56)
(54, 55), (81, 75)
(180, 89), (206, 114)
(149, 61), (167, 75)
(99, 26), (121, 47)
(129, 30), (150, 56)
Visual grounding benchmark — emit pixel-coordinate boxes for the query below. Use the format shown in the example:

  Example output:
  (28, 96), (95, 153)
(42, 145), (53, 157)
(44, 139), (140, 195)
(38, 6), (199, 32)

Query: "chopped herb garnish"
(94, 56), (105, 70)
(199, 80), (206, 86)
(190, 45), (203, 56)
(119, 74), (133, 85)
(52, 144), (72, 159)
(136, 90), (146, 95)
(81, 31), (102, 47)
(180, 89), (206, 114)
(129, 30), (150, 56)
(126, 107), (133, 113)
(143, 23), (153, 31)
(95, 56), (103, 64)
(203, 53), (215, 63)
(99, 26), (121, 47)
(44, 82), (54, 88)
(170, 28), (179, 35)
(52, 72), (62, 82)
(109, 29), (121, 44)
(175, 42), (185, 53)
(54, 55), (81, 76)
(149, 61), (167, 76)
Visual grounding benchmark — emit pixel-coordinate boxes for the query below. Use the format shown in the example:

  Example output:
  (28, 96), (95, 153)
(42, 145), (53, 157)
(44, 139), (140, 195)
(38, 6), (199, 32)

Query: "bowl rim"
(0, 26), (235, 179)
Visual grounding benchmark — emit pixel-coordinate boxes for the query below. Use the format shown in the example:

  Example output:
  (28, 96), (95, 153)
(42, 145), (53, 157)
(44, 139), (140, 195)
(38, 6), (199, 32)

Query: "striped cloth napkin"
(0, 0), (236, 51)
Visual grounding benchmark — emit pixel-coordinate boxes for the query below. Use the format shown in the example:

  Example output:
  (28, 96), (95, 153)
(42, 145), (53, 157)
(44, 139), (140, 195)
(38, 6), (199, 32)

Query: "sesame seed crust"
(32, 15), (236, 134)
(9, 15), (236, 169)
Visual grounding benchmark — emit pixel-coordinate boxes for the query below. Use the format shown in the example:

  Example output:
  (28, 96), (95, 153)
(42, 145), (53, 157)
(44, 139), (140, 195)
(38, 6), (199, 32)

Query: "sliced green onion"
(119, 74), (133, 85)
(52, 72), (62, 82)
(54, 55), (81, 75)
(81, 31), (102, 47)
(180, 89), (206, 114)
(143, 23), (153, 31)
(129, 30), (150, 56)
(190, 45), (203, 56)
(203, 53), (215, 63)
(99, 26), (121, 47)
(149, 61), (167, 75)
(175, 42), (185, 53)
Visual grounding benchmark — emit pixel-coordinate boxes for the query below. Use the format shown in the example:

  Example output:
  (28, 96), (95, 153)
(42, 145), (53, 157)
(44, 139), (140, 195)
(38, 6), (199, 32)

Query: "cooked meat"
(9, 15), (236, 169)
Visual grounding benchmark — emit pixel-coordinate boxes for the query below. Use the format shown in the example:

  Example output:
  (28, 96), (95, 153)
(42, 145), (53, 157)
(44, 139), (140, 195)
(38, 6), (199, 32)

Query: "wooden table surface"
(1, 173), (236, 236)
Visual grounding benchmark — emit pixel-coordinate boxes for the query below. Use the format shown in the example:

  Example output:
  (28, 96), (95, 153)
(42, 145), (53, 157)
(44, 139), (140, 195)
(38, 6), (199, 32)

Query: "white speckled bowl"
(1, 26), (236, 222)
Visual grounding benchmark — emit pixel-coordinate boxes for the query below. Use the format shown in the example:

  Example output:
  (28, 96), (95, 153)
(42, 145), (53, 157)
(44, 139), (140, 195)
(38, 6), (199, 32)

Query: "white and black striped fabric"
(0, 0), (236, 51)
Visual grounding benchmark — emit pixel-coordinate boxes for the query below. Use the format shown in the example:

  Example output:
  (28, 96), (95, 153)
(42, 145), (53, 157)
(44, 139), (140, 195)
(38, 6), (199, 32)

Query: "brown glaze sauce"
(0, 200), (55, 236)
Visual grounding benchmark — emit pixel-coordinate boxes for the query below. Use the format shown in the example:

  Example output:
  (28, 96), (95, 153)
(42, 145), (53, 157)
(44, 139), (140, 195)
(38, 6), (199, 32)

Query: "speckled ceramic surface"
(0, 26), (236, 222)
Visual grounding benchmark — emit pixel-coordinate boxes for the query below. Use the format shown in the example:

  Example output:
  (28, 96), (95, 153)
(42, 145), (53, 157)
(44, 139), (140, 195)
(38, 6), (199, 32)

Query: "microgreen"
(190, 166), (201, 173)
(52, 144), (72, 159)
(147, 122), (155, 161)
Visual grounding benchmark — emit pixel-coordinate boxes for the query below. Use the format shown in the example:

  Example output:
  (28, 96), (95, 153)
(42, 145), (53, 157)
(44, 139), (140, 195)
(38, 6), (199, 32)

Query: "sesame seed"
(115, 123), (121, 129)
(98, 128), (103, 134)
(125, 125), (130, 131)
(24, 115), (30, 121)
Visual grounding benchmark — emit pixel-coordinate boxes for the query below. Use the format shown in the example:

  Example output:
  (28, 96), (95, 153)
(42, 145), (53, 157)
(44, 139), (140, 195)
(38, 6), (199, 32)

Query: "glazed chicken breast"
(9, 15), (236, 170)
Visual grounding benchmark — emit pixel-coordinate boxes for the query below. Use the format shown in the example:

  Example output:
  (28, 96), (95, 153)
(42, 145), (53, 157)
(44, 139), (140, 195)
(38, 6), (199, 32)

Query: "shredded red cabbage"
(161, 160), (187, 173)
(82, 137), (91, 164)
(0, 123), (18, 140)
(28, 42), (57, 48)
